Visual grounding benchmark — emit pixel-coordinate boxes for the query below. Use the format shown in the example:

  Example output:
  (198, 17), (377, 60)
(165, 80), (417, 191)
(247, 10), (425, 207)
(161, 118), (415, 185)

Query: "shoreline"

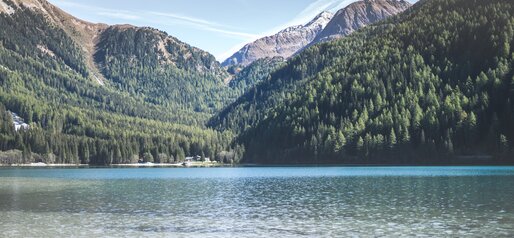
(0, 162), (227, 168)
(1, 163), (514, 168)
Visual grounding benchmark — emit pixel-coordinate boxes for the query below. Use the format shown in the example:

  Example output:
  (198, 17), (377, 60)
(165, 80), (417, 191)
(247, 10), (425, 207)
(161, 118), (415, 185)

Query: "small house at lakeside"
(185, 155), (210, 162)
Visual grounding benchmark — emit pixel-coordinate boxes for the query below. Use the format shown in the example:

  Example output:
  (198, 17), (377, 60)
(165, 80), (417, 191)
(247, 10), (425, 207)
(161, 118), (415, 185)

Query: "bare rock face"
(222, 11), (334, 67)
(311, 0), (411, 45)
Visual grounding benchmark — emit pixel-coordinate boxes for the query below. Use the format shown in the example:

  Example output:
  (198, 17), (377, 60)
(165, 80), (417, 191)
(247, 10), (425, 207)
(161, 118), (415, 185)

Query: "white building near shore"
(185, 155), (210, 162)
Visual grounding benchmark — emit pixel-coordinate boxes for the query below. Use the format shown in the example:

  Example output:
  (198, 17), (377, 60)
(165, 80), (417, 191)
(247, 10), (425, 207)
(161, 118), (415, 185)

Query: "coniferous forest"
(210, 0), (514, 164)
(0, 1), (242, 165)
(1, 0), (513, 165)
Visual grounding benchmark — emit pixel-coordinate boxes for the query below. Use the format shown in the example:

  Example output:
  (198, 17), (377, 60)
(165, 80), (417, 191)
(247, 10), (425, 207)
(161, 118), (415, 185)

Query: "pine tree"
(388, 128), (397, 149)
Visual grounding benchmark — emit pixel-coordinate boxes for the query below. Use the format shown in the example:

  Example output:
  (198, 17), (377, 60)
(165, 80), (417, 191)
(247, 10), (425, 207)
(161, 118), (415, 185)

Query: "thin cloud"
(148, 11), (226, 29)
(148, 11), (258, 40)
(51, 0), (141, 21)
(50, 0), (256, 40)
(327, 0), (359, 13)
(97, 12), (141, 20)
(217, 41), (250, 62)
(204, 28), (258, 39)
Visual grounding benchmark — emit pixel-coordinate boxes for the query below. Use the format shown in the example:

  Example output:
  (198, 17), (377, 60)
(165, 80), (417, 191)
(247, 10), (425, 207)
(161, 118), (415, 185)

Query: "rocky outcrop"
(310, 0), (411, 45)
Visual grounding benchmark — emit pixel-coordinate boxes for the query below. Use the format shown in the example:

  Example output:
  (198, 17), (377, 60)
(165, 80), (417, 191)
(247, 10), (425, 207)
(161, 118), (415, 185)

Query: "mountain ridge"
(1, 0), (109, 83)
(221, 11), (333, 67)
(222, 0), (411, 67)
(1, 0), (228, 88)
(310, 0), (412, 45)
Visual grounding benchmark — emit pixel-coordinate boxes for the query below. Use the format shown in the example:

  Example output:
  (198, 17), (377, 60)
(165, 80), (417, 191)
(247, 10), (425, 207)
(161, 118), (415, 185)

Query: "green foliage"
(0, 5), (236, 165)
(228, 57), (285, 95)
(94, 26), (231, 113)
(2, 0), (513, 165)
(211, 0), (514, 164)
(143, 152), (154, 163)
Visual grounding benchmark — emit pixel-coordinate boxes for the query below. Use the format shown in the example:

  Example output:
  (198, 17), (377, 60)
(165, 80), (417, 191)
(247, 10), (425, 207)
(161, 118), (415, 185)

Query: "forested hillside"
(95, 26), (231, 113)
(210, 0), (514, 164)
(228, 57), (285, 96)
(0, 0), (241, 165)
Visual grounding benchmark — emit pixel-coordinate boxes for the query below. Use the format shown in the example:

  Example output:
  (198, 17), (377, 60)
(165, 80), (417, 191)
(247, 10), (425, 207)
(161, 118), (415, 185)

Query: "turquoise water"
(1, 166), (514, 237)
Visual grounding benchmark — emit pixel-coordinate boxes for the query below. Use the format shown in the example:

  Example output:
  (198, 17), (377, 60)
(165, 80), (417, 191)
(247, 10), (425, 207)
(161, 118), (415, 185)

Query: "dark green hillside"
(0, 2), (238, 165)
(228, 57), (285, 96)
(95, 26), (231, 113)
(211, 0), (514, 164)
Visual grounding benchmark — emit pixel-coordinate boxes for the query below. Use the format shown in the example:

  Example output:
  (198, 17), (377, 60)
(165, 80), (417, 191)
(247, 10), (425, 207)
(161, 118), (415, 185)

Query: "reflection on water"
(1, 167), (514, 237)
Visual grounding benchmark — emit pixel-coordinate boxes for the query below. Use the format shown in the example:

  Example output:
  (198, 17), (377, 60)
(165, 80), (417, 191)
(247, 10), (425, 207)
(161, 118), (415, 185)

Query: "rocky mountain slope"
(222, 11), (333, 67)
(310, 0), (411, 45)
(223, 0), (411, 67)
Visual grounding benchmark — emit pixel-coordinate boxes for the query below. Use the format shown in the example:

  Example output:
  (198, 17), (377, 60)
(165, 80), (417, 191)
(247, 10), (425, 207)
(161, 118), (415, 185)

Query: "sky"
(48, 0), (418, 61)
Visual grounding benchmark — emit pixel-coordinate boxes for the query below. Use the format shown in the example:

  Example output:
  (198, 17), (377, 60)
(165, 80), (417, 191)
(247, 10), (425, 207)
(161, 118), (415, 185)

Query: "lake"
(1, 166), (514, 237)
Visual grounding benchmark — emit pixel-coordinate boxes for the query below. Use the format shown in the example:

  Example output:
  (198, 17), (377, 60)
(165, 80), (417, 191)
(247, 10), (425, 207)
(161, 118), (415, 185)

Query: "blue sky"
(48, 0), (417, 61)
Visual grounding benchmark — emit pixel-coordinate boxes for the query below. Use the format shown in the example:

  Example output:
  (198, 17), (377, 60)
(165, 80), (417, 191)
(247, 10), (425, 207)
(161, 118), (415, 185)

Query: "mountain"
(0, 0), (108, 82)
(222, 0), (412, 68)
(93, 25), (231, 113)
(1, 0), (231, 114)
(0, 0), (238, 165)
(2, 0), (513, 166)
(222, 11), (333, 67)
(210, 0), (514, 164)
(310, 0), (411, 45)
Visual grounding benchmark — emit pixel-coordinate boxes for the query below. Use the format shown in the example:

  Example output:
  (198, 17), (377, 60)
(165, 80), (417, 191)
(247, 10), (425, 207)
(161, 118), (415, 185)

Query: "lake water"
(1, 166), (514, 237)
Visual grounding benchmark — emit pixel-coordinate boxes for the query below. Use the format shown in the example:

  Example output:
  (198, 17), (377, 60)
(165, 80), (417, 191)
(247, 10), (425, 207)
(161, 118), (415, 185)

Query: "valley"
(0, 0), (512, 165)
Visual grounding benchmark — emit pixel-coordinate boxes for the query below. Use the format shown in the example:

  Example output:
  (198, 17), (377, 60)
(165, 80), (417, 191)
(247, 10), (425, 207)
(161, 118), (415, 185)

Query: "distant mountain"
(4, 0), (512, 166)
(222, 11), (333, 67)
(222, 0), (411, 67)
(310, 0), (411, 46)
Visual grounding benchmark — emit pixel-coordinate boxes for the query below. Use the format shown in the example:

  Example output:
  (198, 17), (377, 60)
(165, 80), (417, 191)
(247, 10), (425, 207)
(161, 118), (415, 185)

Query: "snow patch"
(9, 112), (29, 131)
(93, 75), (104, 86)
(0, 1), (16, 15)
